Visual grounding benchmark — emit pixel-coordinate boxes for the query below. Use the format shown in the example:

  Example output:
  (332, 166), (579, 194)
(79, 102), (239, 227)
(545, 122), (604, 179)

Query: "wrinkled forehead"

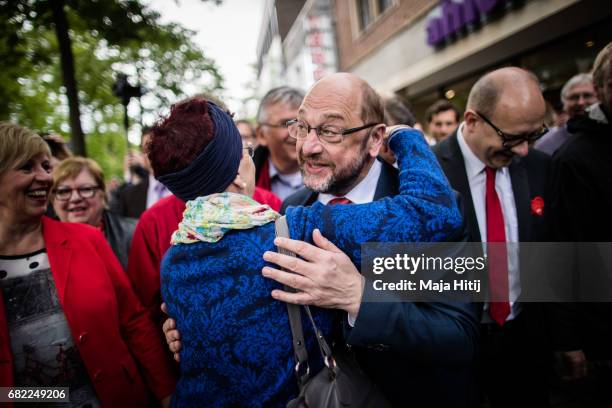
(299, 84), (362, 124)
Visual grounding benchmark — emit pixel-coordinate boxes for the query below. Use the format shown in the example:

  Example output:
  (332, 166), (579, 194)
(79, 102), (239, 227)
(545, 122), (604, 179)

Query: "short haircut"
(52, 156), (107, 197)
(0, 122), (50, 177)
(384, 97), (416, 126)
(360, 81), (385, 124)
(561, 73), (593, 101)
(466, 68), (540, 118)
(256, 86), (305, 124)
(425, 100), (461, 124)
(148, 97), (216, 177)
(592, 41), (612, 90)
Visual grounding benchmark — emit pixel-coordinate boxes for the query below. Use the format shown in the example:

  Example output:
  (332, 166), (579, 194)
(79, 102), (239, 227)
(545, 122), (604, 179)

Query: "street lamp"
(112, 73), (144, 149)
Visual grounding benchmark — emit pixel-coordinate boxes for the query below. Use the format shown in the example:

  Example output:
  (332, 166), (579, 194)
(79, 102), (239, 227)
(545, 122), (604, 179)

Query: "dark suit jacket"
(433, 132), (552, 387)
(433, 132), (550, 244)
(112, 177), (149, 219)
(281, 158), (479, 407)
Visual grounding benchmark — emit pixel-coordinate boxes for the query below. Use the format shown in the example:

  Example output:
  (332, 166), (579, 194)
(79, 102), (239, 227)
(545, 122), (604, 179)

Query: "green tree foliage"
(0, 0), (224, 179)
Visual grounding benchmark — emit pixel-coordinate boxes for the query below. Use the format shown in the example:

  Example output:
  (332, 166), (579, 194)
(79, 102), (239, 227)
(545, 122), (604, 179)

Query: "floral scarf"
(171, 192), (280, 245)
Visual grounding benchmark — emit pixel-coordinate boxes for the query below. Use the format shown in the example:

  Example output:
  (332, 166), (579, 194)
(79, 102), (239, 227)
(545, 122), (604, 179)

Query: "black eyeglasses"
(285, 119), (378, 145)
(475, 111), (548, 148)
(54, 186), (100, 201)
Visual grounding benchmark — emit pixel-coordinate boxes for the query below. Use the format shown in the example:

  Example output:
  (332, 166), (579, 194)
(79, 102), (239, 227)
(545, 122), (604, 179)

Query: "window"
(378, 0), (393, 14)
(358, 0), (372, 30)
(355, 0), (395, 32)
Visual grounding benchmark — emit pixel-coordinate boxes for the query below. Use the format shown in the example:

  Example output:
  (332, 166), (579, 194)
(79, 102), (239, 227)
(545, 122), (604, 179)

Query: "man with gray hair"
(535, 73), (597, 155)
(253, 86), (305, 200)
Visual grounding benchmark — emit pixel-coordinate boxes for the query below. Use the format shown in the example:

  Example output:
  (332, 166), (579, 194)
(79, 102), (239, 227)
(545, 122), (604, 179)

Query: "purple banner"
(427, 0), (504, 46)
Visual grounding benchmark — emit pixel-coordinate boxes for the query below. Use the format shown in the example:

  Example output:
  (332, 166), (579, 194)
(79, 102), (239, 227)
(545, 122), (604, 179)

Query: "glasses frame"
(243, 145), (254, 158)
(285, 119), (378, 145)
(475, 111), (548, 148)
(53, 186), (100, 201)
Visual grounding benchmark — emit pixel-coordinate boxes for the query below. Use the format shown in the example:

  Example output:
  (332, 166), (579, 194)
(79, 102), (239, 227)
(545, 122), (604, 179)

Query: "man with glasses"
(254, 86), (305, 200)
(536, 73), (598, 155)
(272, 72), (478, 407)
(280, 75), (398, 212)
(433, 67), (552, 407)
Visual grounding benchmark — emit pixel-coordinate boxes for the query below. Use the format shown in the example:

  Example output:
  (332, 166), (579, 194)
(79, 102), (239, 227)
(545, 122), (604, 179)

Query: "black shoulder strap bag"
(274, 216), (391, 408)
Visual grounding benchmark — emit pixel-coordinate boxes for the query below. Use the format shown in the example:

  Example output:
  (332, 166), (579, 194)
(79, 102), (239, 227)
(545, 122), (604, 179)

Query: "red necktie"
(328, 197), (352, 205)
(485, 167), (510, 326)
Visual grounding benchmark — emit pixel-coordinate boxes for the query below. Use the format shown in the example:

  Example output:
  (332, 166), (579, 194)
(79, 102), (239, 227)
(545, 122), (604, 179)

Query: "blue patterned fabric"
(161, 129), (463, 407)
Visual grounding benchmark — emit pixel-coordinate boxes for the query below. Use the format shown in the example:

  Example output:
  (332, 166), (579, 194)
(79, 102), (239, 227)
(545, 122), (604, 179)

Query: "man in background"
(253, 86), (304, 200)
(111, 127), (171, 218)
(378, 96), (417, 167)
(548, 41), (612, 408)
(536, 73), (598, 155)
(425, 99), (461, 145)
(433, 67), (551, 407)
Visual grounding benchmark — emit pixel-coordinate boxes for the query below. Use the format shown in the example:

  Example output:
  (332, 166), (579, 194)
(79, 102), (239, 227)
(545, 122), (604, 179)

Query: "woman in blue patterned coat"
(151, 96), (466, 407)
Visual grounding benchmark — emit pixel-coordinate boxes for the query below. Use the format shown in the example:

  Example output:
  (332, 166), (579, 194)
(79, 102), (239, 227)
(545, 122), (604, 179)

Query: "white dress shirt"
(269, 159), (303, 201)
(317, 159), (382, 205)
(146, 174), (171, 209)
(457, 124), (521, 322)
(317, 159), (383, 327)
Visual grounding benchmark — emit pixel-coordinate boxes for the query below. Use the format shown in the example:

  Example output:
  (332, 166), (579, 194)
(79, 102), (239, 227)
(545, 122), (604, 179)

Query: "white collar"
(318, 159), (382, 205)
(457, 123), (509, 179)
(587, 102), (609, 124)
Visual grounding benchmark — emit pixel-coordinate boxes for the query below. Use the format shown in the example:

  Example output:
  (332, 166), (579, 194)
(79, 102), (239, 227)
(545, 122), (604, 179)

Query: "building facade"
(335, 0), (612, 122)
(256, 0), (340, 97)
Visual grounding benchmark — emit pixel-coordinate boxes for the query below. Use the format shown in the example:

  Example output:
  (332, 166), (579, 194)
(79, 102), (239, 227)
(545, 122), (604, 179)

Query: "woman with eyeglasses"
(51, 157), (136, 270)
(0, 122), (176, 406)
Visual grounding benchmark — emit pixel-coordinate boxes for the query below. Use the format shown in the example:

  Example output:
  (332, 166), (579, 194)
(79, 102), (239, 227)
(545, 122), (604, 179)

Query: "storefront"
(346, 0), (612, 124)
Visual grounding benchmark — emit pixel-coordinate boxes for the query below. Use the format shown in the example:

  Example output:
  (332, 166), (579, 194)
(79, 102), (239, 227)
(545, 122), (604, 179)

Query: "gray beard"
(302, 149), (371, 196)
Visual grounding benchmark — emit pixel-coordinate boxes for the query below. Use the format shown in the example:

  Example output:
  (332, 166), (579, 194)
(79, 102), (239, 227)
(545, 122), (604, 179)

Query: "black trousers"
(477, 311), (552, 408)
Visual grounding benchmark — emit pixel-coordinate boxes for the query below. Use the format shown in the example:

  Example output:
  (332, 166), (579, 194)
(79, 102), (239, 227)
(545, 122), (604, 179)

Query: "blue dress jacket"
(161, 129), (477, 407)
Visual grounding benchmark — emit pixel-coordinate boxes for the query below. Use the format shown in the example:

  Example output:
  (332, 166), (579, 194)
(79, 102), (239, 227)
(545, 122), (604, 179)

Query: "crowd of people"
(0, 41), (610, 408)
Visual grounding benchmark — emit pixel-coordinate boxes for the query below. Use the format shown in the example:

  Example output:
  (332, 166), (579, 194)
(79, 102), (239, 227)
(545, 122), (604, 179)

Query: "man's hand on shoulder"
(262, 229), (365, 319)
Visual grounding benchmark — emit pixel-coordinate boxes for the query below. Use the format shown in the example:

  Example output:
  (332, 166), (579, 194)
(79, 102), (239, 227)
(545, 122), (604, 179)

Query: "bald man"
(433, 67), (551, 407)
(165, 73), (478, 406)
(277, 72), (478, 407)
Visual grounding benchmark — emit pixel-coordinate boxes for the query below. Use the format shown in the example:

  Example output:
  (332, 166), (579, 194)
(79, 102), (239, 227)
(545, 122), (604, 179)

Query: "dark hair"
(40, 133), (72, 160)
(384, 97), (416, 126)
(148, 97), (215, 177)
(425, 100), (461, 124)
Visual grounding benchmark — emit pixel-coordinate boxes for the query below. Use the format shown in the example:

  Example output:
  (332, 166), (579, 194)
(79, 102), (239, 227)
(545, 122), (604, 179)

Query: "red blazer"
(127, 189), (282, 325)
(0, 217), (176, 406)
